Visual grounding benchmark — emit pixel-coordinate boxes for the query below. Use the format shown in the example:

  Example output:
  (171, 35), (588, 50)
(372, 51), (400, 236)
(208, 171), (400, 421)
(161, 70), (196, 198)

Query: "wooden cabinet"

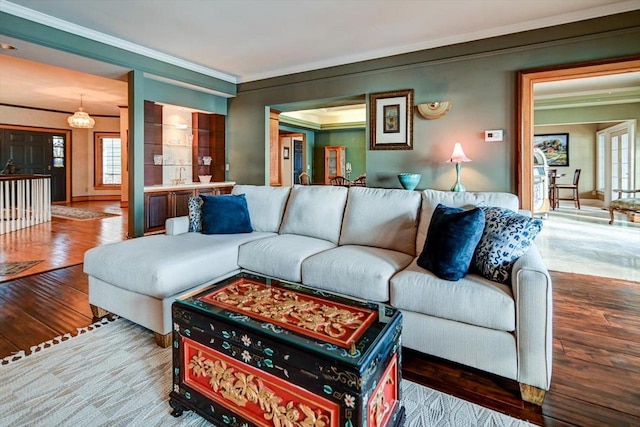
(192, 112), (226, 183)
(269, 109), (281, 186)
(144, 185), (233, 234)
(324, 146), (346, 184)
(144, 101), (163, 186)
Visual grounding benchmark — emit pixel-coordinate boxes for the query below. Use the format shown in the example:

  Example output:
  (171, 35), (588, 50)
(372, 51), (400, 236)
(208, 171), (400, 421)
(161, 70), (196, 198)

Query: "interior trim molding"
(0, 1), (237, 84)
(517, 55), (640, 212)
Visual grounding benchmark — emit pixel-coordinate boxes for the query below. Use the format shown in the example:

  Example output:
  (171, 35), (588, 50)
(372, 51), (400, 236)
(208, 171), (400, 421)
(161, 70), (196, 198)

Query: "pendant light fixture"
(67, 94), (95, 129)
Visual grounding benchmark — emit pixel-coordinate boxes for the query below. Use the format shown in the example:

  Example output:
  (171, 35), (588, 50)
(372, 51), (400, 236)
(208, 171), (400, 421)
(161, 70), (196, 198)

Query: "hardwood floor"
(0, 202), (638, 426)
(0, 201), (127, 281)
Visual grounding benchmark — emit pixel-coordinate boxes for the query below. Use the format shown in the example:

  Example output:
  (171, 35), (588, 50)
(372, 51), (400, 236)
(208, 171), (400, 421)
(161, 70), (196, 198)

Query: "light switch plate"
(485, 129), (503, 142)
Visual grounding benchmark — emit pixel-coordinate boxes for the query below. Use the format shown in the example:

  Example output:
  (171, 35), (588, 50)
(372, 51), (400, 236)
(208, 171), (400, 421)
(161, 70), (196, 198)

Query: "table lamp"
(447, 142), (471, 192)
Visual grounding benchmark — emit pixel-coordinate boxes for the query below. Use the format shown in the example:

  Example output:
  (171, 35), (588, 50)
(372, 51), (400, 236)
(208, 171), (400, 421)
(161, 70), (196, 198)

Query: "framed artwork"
(369, 89), (414, 150)
(283, 147), (290, 160)
(534, 133), (569, 166)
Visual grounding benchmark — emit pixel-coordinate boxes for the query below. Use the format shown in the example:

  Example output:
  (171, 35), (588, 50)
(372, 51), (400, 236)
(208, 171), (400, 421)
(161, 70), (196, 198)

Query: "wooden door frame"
(517, 56), (640, 211)
(0, 124), (72, 203)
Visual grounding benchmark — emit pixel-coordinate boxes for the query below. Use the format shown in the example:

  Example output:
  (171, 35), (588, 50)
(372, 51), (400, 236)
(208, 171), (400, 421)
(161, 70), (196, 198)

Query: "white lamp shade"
(448, 142), (471, 163)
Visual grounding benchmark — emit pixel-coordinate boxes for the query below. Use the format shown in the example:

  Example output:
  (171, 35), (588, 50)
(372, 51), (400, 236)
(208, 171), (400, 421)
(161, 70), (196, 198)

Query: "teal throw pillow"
(200, 194), (252, 234)
(417, 204), (485, 281)
(473, 207), (543, 283)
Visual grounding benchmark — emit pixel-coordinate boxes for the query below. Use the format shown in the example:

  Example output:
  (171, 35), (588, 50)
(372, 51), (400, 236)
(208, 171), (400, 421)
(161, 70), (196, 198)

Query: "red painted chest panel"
(170, 272), (404, 427)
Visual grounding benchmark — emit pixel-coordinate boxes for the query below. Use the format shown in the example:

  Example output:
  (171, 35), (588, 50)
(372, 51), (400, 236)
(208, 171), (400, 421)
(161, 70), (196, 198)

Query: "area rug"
(50, 205), (119, 221)
(0, 260), (43, 276)
(0, 319), (532, 427)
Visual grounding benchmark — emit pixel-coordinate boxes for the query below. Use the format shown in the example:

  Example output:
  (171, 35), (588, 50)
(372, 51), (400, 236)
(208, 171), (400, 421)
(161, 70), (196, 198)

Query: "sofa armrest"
(166, 216), (189, 235)
(511, 244), (553, 390)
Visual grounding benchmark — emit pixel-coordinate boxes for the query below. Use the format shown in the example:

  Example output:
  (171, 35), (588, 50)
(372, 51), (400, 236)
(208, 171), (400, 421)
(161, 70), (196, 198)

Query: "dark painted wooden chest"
(170, 272), (404, 427)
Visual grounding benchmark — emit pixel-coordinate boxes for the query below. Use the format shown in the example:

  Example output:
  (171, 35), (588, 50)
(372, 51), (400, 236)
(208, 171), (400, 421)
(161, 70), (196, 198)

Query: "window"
(52, 135), (65, 168)
(95, 133), (122, 188)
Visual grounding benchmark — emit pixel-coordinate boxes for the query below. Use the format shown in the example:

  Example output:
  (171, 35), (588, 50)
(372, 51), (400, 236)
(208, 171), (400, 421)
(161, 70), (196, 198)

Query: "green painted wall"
(228, 12), (640, 193)
(315, 129), (366, 183)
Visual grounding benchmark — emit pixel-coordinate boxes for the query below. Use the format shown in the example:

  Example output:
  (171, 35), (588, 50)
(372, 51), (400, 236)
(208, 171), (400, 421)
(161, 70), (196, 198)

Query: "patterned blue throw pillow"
(188, 196), (203, 232)
(473, 207), (543, 284)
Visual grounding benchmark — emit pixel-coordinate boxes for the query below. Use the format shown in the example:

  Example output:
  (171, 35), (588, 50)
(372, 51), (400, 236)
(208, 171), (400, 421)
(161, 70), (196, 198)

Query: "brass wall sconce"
(417, 102), (451, 120)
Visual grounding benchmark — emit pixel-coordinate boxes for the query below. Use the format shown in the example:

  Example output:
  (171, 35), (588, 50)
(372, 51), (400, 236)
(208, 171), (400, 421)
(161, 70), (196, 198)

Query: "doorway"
(0, 126), (70, 202)
(518, 57), (640, 212)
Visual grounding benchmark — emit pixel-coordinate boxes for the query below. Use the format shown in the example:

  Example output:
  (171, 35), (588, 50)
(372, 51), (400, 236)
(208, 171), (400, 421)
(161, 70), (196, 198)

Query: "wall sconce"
(417, 102), (451, 120)
(447, 142), (471, 192)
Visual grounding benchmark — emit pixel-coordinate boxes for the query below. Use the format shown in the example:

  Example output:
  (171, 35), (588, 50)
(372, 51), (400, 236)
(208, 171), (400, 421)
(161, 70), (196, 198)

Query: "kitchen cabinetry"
(144, 102), (226, 186)
(144, 183), (234, 234)
(324, 146), (346, 184)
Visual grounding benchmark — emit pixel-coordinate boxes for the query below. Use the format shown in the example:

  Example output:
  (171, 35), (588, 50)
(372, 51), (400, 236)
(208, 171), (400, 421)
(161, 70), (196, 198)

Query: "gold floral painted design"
(187, 349), (334, 427)
(367, 355), (398, 427)
(200, 279), (377, 350)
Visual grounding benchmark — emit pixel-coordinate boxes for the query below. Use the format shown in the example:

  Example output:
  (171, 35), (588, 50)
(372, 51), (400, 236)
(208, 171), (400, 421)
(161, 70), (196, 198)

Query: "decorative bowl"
(198, 175), (212, 183)
(398, 173), (422, 191)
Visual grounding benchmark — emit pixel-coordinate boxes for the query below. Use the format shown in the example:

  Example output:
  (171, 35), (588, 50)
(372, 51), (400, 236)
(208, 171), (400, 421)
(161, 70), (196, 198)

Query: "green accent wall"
(228, 11), (640, 192)
(315, 129), (366, 182)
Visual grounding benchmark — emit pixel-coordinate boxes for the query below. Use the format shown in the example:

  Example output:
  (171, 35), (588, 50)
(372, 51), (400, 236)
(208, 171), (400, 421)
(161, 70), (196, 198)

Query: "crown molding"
(0, 0), (238, 84)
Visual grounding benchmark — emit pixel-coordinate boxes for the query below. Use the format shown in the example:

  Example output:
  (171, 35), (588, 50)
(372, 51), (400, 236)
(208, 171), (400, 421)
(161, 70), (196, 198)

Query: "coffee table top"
(176, 272), (401, 367)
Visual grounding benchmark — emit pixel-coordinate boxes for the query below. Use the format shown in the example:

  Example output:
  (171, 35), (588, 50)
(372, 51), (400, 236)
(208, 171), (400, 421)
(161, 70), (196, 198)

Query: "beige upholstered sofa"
(84, 185), (552, 404)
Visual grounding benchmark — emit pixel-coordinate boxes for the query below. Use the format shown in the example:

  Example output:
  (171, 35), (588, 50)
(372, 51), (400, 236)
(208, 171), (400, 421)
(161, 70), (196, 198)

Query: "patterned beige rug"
(51, 205), (119, 221)
(0, 319), (533, 427)
(0, 260), (43, 276)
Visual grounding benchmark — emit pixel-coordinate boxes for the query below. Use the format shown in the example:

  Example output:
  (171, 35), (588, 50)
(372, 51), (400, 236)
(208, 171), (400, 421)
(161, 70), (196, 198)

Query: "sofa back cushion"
(232, 185), (291, 233)
(416, 190), (519, 254)
(340, 187), (422, 255)
(279, 185), (348, 244)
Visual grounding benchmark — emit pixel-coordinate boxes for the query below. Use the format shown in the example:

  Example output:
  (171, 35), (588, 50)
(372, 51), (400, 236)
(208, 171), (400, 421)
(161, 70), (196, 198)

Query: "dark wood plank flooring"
(0, 266), (638, 426)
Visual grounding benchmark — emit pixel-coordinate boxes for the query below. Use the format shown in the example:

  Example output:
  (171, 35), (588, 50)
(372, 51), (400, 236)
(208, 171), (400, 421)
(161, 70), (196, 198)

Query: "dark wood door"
(293, 139), (303, 185)
(0, 129), (67, 202)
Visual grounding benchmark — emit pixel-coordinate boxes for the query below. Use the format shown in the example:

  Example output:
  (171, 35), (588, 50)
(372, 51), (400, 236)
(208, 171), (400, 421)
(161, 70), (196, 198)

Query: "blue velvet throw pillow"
(417, 204), (485, 281)
(473, 207), (543, 284)
(200, 194), (252, 234)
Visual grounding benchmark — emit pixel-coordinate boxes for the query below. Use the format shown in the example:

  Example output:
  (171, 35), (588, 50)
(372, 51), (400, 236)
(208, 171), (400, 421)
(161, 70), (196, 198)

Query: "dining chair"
(298, 172), (310, 185)
(329, 176), (350, 186)
(352, 174), (366, 187)
(548, 169), (558, 209)
(556, 169), (581, 209)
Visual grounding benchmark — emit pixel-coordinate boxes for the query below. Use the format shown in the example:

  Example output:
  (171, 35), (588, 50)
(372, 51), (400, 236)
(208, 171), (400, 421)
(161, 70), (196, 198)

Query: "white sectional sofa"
(84, 184), (552, 404)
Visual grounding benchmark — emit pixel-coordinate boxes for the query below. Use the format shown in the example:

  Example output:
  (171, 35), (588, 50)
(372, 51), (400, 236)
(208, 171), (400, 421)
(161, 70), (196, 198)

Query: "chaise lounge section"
(84, 184), (552, 404)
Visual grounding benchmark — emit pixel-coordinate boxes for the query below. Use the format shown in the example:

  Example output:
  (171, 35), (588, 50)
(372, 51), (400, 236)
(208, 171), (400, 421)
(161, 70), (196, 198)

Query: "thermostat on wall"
(485, 129), (504, 142)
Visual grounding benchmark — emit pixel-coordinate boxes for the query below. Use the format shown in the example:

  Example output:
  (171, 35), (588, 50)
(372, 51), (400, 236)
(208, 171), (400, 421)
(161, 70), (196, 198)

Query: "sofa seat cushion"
(302, 245), (414, 302)
(238, 234), (336, 283)
(84, 231), (275, 299)
(390, 259), (515, 331)
(339, 187), (422, 256)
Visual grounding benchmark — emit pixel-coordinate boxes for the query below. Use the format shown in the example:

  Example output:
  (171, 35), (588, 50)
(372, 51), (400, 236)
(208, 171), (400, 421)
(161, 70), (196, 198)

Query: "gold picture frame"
(369, 89), (414, 150)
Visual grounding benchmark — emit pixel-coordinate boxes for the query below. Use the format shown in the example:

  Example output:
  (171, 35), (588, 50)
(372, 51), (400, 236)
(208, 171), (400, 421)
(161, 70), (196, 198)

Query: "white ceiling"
(0, 0), (639, 117)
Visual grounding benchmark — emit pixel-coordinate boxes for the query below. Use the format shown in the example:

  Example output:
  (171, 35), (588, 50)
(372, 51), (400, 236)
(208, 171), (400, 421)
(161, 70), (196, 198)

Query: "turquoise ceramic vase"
(398, 173), (422, 191)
